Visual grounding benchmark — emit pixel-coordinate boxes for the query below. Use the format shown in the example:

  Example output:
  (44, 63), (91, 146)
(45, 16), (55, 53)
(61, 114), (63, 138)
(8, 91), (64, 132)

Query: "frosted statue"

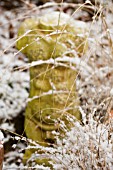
(16, 11), (88, 163)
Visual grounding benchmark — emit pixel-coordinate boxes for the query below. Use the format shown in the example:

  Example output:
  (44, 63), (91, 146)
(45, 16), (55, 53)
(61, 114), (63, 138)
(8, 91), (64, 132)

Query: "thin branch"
(0, 141), (4, 170)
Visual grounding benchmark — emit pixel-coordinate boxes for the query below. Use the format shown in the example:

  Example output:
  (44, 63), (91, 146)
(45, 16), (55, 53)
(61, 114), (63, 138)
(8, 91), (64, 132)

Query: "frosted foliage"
(0, 131), (4, 141)
(25, 118), (113, 170)
(0, 54), (29, 119)
(22, 114), (113, 170)
(52, 120), (113, 170)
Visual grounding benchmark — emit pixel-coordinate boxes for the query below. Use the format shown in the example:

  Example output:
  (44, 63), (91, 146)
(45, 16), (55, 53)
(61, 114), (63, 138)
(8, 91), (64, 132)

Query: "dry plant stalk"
(0, 142), (4, 170)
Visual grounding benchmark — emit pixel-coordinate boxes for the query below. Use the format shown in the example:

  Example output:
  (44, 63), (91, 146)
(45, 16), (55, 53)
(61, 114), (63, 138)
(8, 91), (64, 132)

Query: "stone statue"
(16, 11), (88, 163)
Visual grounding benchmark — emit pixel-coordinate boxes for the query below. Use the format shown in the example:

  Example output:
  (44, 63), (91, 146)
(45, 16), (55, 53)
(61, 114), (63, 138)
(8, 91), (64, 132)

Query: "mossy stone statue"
(16, 12), (88, 164)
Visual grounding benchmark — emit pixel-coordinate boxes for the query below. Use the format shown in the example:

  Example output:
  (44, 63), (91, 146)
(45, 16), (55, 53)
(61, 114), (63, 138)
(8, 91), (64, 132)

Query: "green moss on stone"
(16, 11), (88, 166)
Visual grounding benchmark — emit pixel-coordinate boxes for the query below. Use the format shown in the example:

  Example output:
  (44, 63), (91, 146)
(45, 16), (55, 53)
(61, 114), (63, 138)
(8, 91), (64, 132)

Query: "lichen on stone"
(16, 11), (88, 163)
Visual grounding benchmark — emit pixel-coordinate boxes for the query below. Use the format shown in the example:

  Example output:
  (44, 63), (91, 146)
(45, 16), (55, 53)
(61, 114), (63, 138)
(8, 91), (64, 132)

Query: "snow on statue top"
(16, 11), (88, 162)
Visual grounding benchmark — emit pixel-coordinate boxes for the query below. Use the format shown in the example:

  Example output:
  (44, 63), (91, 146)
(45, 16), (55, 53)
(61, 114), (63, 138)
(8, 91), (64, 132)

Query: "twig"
(0, 141), (4, 170)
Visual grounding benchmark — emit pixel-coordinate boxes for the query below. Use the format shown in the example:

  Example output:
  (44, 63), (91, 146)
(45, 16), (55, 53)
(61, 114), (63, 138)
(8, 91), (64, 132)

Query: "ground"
(0, 0), (113, 169)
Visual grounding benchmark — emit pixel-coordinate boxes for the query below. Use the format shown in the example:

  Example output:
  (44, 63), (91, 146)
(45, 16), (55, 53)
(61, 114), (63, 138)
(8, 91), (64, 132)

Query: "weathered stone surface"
(16, 11), (87, 162)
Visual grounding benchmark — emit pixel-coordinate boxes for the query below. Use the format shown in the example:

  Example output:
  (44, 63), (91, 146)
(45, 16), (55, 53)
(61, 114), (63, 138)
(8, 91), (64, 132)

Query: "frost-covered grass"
(25, 117), (113, 170)
(6, 115), (112, 170)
